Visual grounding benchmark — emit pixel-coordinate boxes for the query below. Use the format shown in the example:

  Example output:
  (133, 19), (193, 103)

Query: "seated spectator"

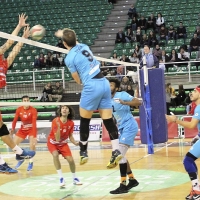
(120, 76), (130, 91)
(116, 65), (125, 81)
(140, 34), (148, 47)
(133, 45), (142, 59)
(148, 30), (158, 47)
(131, 17), (138, 31)
(45, 52), (53, 67)
(34, 53), (46, 68)
(169, 49), (178, 63)
(174, 84), (186, 106)
(100, 61), (109, 76)
(195, 26), (200, 38)
(195, 49), (200, 70)
(120, 54), (130, 62)
(48, 82), (64, 102)
(136, 26), (142, 42)
(168, 25), (176, 40)
(115, 29), (126, 44)
(176, 22), (187, 40)
(129, 52), (139, 63)
(153, 44), (162, 59)
(159, 25), (168, 44)
(145, 13), (156, 31)
(161, 50), (170, 72)
(156, 13), (165, 33)
(178, 47), (189, 65)
(127, 85), (135, 96)
(41, 82), (53, 102)
(125, 28), (134, 43)
(138, 15), (146, 31)
(57, 54), (64, 66)
(188, 33), (200, 53)
(111, 53), (120, 67)
(127, 4), (137, 19)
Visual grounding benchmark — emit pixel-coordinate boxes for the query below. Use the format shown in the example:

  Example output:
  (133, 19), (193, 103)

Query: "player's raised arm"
(0, 13), (29, 55)
(119, 97), (142, 107)
(7, 26), (30, 68)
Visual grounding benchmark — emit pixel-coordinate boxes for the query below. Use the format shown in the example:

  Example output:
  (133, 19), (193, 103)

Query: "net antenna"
(142, 56), (154, 154)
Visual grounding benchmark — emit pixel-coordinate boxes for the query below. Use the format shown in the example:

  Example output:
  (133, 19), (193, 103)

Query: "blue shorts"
(189, 139), (200, 158)
(80, 77), (112, 111)
(119, 117), (138, 146)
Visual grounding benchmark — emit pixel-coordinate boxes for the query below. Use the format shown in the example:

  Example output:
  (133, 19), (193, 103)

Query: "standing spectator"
(131, 17), (138, 31)
(145, 13), (156, 31)
(153, 44), (162, 59)
(127, 4), (137, 19)
(49, 82), (64, 102)
(195, 26), (200, 38)
(138, 15), (146, 31)
(195, 50), (200, 71)
(140, 34), (148, 47)
(156, 13), (165, 33)
(168, 25), (176, 40)
(148, 30), (158, 47)
(115, 29), (126, 44)
(176, 22), (187, 40)
(188, 33), (200, 53)
(159, 26), (168, 44)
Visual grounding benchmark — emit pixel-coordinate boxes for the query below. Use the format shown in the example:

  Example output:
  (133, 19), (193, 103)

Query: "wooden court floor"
(0, 139), (197, 200)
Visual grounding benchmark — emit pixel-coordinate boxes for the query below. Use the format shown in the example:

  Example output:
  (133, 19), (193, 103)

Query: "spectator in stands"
(56, 39), (66, 50)
(140, 34), (148, 47)
(178, 47), (189, 65)
(120, 54), (130, 62)
(174, 84), (186, 106)
(51, 54), (61, 67)
(127, 85), (135, 96)
(48, 82), (64, 102)
(195, 26), (200, 38)
(169, 49), (178, 63)
(138, 15), (146, 31)
(153, 44), (162, 59)
(100, 61), (109, 76)
(111, 53), (120, 66)
(145, 13), (156, 31)
(57, 54), (64, 66)
(188, 33), (200, 53)
(148, 30), (158, 47)
(176, 22), (187, 41)
(161, 50), (170, 72)
(159, 25), (168, 44)
(120, 76), (130, 91)
(195, 50), (200, 71)
(129, 52), (139, 63)
(34, 53), (46, 69)
(159, 58), (165, 71)
(140, 45), (159, 68)
(165, 84), (171, 115)
(136, 26), (142, 42)
(127, 4), (137, 19)
(168, 25), (176, 40)
(116, 65), (124, 81)
(125, 28), (134, 43)
(156, 13), (165, 33)
(115, 29), (126, 44)
(41, 82), (53, 102)
(45, 52), (53, 67)
(131, 17), (138, 31)
(133, 45), (142, 59)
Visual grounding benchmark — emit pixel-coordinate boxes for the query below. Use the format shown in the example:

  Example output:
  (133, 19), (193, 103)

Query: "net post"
(33, 71), (36, 91)
(4, 86), (7, 93)
(188, 61), (191, 82)
(62, 68), (65, 89)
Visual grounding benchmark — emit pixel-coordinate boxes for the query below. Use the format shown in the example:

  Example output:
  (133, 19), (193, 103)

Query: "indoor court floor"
(0, 139), (195, 200)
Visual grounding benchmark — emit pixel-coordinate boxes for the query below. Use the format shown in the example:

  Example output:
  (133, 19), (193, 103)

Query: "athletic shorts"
(119, 117), (138, 146)
(47, 141), (72, 157)
(80, 77), (112, 110)
(0, 124), (10, 137)
(189, 139), (200, 158)
(16, 129), (35, 139)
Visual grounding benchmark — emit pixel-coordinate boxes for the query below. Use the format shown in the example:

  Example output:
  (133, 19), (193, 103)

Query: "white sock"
(80, 141), (88, 145)
(111, 139), (119, 151)
(72, 173), (76, 179)
(12, 145), (23, 155)
(192, 179), (200, 191)
(57, 169), (63, 179)
(0, 155), (5, 165)
(29, 158), (33, 163)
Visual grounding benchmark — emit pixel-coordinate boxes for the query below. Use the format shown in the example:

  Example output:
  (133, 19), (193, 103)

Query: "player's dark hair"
(22, 95), (29, 100)
(62, 28), (77, 47)
(197, 85), (200, 88)
(109, 78), (121, 89)
(57, 105), (75, 120)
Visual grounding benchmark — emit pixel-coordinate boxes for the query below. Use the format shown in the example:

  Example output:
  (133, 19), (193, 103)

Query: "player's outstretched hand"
(191, 135), (200, 146)
(22, 26), (30, 39)
(165, 114), (177, 123)
(18, 13), (29, 28)
(55, 29), (63, 38)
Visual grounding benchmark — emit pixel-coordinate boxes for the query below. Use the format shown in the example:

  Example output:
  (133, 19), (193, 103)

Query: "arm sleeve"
(12, 108), (20, 130)
(122, 91), (134, 102)
(192, 106), (200, 121)
(32, 109), (38, 137)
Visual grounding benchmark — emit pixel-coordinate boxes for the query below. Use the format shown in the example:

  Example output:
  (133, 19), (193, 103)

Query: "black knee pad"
(80, 117), (91, 141)
(103, 118), (118, 140)
(0, 124), (10, 137)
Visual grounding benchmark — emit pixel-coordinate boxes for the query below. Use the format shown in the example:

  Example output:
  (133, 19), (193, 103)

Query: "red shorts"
(16, 129), (35, 139)
(47, 141), (72, 157)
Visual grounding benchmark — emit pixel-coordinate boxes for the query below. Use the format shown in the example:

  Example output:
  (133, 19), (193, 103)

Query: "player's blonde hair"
(62, 28), (77, 47)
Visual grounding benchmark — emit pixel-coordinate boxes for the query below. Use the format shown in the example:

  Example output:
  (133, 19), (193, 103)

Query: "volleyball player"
(108, 79), (140, 194)
(10, 96), (37, 171)
(166, 86), (200, 200)
(55, 29), (122, 168)
(0, 14), (35, 174)
(47, 105), (82, 187)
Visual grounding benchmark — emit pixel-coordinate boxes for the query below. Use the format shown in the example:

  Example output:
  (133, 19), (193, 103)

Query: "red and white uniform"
(12, 106), (38, 139)
(47, 117), (74, 157)
(0, 55), (8, 89)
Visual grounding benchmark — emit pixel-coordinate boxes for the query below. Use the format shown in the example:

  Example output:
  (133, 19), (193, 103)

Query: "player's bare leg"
(27, 136), (37, 171)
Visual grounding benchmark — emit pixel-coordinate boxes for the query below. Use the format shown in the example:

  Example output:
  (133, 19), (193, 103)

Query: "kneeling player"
(47, 105), (82, 188)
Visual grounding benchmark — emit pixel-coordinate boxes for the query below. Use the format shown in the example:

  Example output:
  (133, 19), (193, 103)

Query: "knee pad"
(0, 124), (10, 137)
(80, 117), (91, 141)
(119, 157), (127, 164)
(183, 153), (197, 173)
(103, 118), (118, 140)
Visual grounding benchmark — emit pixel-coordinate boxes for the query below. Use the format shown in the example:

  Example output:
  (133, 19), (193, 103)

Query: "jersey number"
(82, 50), (93, 62)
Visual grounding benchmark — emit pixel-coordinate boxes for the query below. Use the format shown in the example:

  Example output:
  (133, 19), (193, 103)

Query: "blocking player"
(166, 85), (200, 200)
(109, 79), (141, 194)
(55, 28), (122, 168)
(10, 96), (37, 171)
(0, 14), (35, 174)
(47, 105), (82, 187)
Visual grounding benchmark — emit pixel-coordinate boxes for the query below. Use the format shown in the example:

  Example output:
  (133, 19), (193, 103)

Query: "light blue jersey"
(192, 105), (200, 131)
(112, 91), (138, 146)
(64, 43), (100, 85)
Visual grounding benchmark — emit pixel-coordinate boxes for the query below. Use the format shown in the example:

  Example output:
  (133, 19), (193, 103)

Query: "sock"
(72, 173), (76, 179)
(192, 179), (200, 191)
(0, 155), (5, 165)
(29, 158), (33, 163)
(79, 141), (88, 151)
(127, 171), (135, 180)
(121, 177), (126, 185)
(120, 163), (127, 185)
(12, 145), (23, 155)
(111, 139), (119, 151)
(57, 169), (63, 179)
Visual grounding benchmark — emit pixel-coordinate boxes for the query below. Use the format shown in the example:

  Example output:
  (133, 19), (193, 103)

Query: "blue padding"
(139, 68), (168, 144)
(183, 156), (197, 173)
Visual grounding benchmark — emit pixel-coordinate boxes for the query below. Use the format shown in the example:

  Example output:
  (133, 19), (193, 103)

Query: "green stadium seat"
(165, 46), (173, 53)
(167, 40), (175, 46)
(191, 51), (198, 59)
(168, 67), (177, 75)
(115, 43), (123, 50)
(176, 39), (184, 46)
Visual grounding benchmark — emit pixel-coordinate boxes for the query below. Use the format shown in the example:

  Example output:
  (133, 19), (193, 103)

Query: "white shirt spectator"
(156, 17), (164, 26)
(178, 52), (189, 60)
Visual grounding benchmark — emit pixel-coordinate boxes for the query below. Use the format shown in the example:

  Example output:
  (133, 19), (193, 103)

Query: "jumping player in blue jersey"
(166, 85), (200, 200)
(55, 28), (122, 168)
(109, 79), (141, 194)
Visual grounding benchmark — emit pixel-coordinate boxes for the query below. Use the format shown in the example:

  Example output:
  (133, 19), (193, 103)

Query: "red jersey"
(12, 106), (37, 136)
(189, 102), (197, 115)
(48, 117), (74, 145)
(0, 54), (8, 88)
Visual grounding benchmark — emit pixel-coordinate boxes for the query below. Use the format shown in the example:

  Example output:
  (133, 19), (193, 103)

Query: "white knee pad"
(119, 143), (129, 164)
